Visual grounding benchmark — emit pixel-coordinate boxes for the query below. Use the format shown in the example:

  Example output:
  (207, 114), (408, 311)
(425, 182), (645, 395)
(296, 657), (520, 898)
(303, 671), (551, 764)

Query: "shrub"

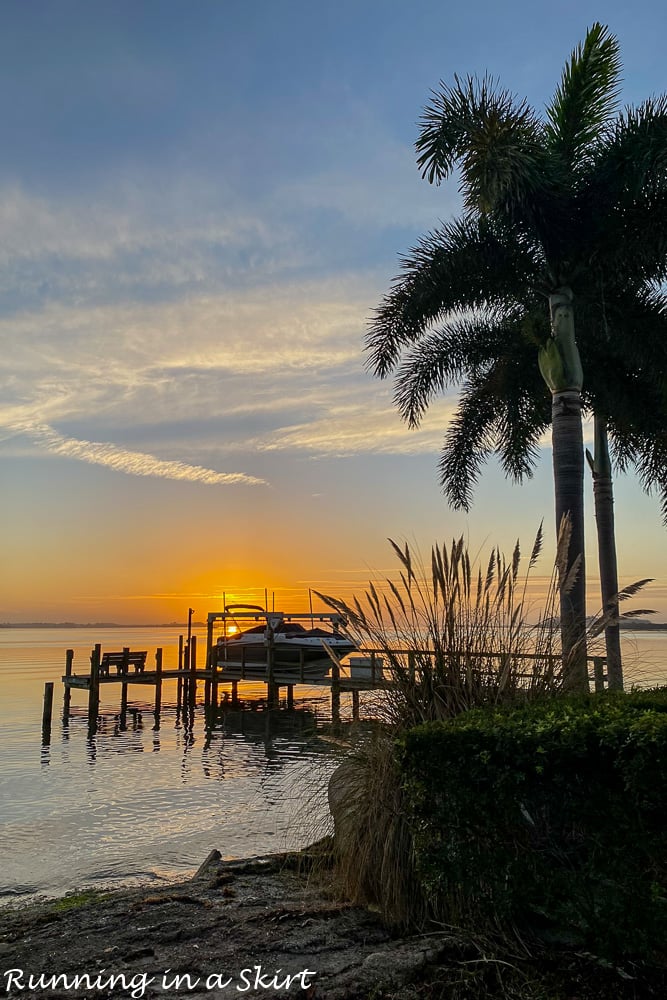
(399, 693), (667, 959)
(316, 530), (653, 946)
(319, 530), (567, 927)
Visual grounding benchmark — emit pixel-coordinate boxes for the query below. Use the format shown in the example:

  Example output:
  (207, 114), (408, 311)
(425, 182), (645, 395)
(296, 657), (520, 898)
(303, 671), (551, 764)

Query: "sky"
(2, 0), (667, 624)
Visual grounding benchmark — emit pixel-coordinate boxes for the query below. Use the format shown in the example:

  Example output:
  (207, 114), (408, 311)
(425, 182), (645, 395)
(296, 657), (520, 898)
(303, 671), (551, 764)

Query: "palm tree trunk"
(539, 290), (588, 691)
(588, 413), (623, 689)
(552, 390), (588, 689)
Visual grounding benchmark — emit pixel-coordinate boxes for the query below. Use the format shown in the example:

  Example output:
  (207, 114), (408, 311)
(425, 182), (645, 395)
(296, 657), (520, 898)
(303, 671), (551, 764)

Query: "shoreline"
(3, 855), (667, 998)
(0, 849), (430, 999)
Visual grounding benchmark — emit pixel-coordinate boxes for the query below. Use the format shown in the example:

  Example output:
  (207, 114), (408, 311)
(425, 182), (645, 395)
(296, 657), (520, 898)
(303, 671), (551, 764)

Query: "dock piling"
(119, 647), (129, 723)
(88, 644), (101, 735)
(153, 648), (163, 727)
(592, 656), (606, 692)
(62, 649), (74, 723)
(331, 660), (341, 725)
(210, 648), (218, 711)
(176, 635), (184, 718)
(189, 635), (197, 709)
(42, 682), (54, 744)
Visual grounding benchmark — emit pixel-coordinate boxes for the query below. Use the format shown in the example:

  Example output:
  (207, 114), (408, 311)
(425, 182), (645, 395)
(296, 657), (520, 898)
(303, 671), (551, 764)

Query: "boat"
(211, 605), (357, 679)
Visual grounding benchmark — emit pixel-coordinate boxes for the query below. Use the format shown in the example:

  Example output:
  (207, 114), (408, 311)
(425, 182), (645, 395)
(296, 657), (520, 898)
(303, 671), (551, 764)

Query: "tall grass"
(317, 523), (569, 729)
(314, 524), (650, 928)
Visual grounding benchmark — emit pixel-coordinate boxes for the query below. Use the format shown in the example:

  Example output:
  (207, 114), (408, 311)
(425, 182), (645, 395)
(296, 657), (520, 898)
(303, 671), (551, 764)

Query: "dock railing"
(53, 639), (609, 743)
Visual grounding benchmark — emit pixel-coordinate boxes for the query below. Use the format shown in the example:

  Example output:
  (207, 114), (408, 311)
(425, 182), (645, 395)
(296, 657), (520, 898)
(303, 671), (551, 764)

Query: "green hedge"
(398, 691), (667, 959)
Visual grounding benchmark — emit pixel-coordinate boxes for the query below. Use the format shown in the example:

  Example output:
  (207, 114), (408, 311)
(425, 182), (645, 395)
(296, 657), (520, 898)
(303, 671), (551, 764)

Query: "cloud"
(278, 138), (458, 231)
(247, 400), (456, 457)
(0, 180), (276, 264)
(0, 173), (477, 480)
(0, 272), (509, 476)
(0, 276), (375, 431)
(0, 180), (306, 316)
(14, 422), (267, 486)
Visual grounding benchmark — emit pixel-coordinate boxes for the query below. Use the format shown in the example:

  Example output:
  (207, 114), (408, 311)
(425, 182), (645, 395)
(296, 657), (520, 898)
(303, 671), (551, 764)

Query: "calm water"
(1, 627), (665, 905)
(0, 627), (346, 905)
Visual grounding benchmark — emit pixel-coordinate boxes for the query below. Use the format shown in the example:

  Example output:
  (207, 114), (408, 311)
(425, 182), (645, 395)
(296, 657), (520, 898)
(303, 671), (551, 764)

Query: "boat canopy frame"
(205, 608), (348, 662)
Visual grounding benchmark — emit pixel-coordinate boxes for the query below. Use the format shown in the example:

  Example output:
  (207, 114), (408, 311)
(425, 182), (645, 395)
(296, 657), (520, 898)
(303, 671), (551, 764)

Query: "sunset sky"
(2, 0), (667, 624)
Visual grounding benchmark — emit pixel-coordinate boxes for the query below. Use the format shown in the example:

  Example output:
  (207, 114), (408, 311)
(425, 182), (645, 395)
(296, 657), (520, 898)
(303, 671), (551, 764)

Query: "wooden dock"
(46, 616), (609, 744)
(54, 633), (385, 741)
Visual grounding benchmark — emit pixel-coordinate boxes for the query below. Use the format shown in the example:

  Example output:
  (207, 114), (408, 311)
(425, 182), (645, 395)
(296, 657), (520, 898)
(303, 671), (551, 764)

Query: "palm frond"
(437, 374), (501, 510)
(586, 97), (667, 201)
(365, 215), (542, 378)
(491, 350), (551, 482)
(545, 23), (621, 166)
(392, 309), (521, 427)
(416, 73), (549, 219)
(577, 98), (667, 282)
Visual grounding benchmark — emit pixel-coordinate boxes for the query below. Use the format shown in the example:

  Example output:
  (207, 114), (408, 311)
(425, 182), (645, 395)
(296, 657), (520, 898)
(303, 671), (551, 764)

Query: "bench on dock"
(99, 651), (148, 677)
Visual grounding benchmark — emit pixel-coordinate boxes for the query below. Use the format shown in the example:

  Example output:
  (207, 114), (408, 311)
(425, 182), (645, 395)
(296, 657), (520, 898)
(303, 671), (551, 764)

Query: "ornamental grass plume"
(315, 525), (651, 928)
(317, 523), (567, 729)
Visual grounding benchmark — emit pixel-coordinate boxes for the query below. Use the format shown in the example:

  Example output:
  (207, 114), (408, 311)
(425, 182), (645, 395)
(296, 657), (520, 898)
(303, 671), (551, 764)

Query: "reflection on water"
(2, 626), (666, 904)
(0, 628), (347, 905)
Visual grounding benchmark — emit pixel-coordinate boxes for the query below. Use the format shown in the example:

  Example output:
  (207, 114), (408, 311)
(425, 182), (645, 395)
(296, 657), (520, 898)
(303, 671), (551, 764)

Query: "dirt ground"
(0, 851), (444, 1000)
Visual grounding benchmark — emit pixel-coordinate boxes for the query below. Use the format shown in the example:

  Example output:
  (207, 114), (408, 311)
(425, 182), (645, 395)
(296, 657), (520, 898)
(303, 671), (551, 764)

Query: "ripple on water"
(1, 631), (341, 902)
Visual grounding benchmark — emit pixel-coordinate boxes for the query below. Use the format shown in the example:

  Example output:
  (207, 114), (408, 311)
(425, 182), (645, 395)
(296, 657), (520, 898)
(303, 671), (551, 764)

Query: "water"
(0, 627), (343, 905)
(1, 627), (665, 905)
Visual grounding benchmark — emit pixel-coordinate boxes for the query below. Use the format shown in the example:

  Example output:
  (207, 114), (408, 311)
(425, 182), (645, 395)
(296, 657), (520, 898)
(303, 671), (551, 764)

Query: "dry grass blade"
(555, 513), (572, 584)
(388, 578), (407, 615)
(528, 521), (543, 569)
(617, 579), (654, 601)
(318, 530), (571, 731)
(388, 538), (413, 582)
(561, 552), (582, 596)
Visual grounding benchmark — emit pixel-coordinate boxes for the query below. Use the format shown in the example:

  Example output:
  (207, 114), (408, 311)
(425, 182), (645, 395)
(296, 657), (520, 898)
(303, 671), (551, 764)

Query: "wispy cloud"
(0, 273), (500, 476)
(14, 422), (267, 486)
(0, 174), (476, 482)
(0, 181), (278, 264)
(252, 400), (455, 457)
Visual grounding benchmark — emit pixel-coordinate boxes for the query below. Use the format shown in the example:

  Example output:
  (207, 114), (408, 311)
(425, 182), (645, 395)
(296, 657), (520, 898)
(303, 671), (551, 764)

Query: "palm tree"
(586, 300), (667, 687)
(367, 24), (667, 690)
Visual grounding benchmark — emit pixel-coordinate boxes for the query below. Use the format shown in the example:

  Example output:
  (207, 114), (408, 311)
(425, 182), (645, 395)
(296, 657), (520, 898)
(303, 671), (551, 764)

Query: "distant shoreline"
(0, 622), (195, 629)
(2, 621), (667, 631)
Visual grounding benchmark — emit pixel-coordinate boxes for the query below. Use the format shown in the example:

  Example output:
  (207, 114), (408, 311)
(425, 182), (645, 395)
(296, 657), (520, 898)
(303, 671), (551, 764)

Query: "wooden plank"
(62, 675), (91, 689)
